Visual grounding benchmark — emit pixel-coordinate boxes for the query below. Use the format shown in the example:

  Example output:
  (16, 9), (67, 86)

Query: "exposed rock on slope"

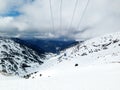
(0, 37), (45, 76)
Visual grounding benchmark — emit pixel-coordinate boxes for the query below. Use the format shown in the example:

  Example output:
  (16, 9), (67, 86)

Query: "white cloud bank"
(0, 0), (120, 40)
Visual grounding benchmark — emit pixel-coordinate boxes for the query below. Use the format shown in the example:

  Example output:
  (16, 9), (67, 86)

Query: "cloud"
(0, 0), (120, 40)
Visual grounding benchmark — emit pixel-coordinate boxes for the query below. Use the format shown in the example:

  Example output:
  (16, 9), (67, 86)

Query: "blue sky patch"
(3, 11), (21, 17)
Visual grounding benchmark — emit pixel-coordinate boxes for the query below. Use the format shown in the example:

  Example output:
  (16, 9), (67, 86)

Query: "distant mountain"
(12, 38), (79, 54)
(12, 38), (45, 56)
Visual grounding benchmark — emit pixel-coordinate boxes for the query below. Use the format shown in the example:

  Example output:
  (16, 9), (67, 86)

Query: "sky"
(0, 0), (120, 40)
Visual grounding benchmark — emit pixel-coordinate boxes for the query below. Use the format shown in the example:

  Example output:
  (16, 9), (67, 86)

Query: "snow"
(0, 32), (120, 90)
(0, 63), (120, 90)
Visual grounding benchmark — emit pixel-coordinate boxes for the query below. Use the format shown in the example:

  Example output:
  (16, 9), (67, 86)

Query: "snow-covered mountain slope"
(57, 32), (120, 64)
(29, 32), (120, 78)
(0, 37), (45, 76)
(0, 33), (120, 90)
